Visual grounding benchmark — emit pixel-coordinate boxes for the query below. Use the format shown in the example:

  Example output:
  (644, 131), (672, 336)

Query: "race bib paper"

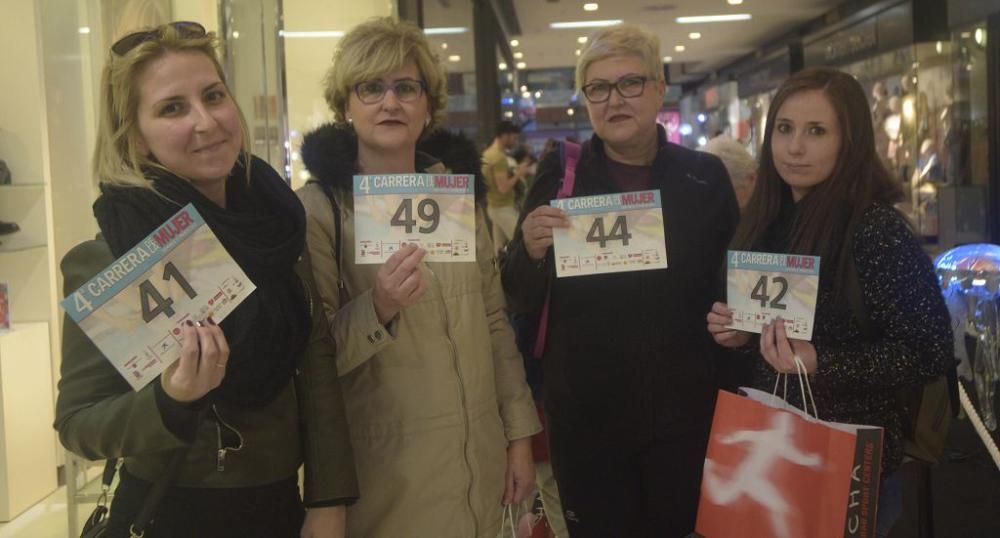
(62, 204), (256, 391)
(726, 250), (820, 340)
(353, 173), (475, 264)
(551, 190), (668, 278)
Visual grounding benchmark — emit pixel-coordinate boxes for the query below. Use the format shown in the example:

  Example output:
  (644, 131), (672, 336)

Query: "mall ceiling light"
(510, 39), (520, 47)
(550, 20), (623, 29)
(584, 3), (599, 11)
(662, 56), (673, 62)
(676, 14), (751, 23)
(578, 36), (588, 44)
(280, 30), (345, 38)
(674, 45), (686, 52)
(499, 62), (508, 70)
(728, 0), (744, 4)
(516, 61), (527, 69)
(424, 27), (467, 35)
(689, 32), (701, 39)
(514, 51), (524, 59)
(448, 55), (461, 62)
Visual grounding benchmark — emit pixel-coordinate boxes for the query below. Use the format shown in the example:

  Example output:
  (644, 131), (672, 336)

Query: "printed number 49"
(586, 215), (631, 248)
(751, 275), (788, 310)
(139, 262), (197, 323)
(391, 198), (440, 234)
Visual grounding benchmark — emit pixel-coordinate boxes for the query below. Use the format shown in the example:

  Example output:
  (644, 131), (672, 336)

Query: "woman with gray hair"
(700, 136), (757, 208)
(502, 24), (739, 537)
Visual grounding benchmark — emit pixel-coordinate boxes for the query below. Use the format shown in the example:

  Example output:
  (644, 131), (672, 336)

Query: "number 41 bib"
(551, 190), (668, 277)
(726, 250), (821, 341)
(353, 173), (476, 263)
(62, 204), (256, 390)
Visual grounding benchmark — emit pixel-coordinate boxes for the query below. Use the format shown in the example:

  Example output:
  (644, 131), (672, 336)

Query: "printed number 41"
(751, 275), (788, 310)
(586, 215), (631, 248)
(139, 262), (197, 323)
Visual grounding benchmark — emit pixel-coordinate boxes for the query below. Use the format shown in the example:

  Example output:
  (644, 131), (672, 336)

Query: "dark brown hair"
(731, 67), (903, 295)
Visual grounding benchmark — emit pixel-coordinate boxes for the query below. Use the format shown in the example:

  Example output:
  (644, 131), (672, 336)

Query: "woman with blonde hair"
(56, 21), (357, 537)
(297, 16), (541, 537)
(502, 24), (738, 537)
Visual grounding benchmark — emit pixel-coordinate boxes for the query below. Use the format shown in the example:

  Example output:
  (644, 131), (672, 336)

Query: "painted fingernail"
(185, 320), (194, 327)
(207, 316), (216, 326)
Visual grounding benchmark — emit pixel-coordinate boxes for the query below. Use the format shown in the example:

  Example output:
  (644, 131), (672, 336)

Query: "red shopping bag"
(695, 388), (883, 538)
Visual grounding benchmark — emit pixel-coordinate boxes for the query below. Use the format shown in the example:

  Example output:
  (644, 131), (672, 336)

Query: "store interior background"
(0, 0), (998, 535)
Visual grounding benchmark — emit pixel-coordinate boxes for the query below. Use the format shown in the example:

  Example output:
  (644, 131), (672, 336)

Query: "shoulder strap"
(130, 446), (189, 536)
(306, 180), (350, 306)
(557, 141), (582, 199)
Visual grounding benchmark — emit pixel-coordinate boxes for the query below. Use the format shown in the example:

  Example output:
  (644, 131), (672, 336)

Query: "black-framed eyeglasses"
(580, 75), (650, 104)
(111, 21), (207, 56)
(353, 79), (427, 104)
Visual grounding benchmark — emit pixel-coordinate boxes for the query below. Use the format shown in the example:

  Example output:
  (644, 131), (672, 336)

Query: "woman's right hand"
(161, 319), (230, 403)
(706, 302), (751, 348)
(521, 205), (570, 261)
(373, 243), (427, 324)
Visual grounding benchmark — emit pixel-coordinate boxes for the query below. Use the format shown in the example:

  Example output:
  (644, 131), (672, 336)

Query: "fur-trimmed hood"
(300, 123), (487, 205)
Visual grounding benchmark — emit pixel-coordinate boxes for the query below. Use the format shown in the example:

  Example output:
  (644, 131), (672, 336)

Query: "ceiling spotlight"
(516, 61), (527, 69)
(522, 91), (532, 99)
(499, 62), (508, 70)
(728, 0), (744, 4)
(577, 36), (588, 44)
(675, 45), (686, 52)
(441, 42), (448, 49)
(448, 55), (461, 62)
(514, 51), (524, 59)
(584, 3), (599, 11)
(662, 56), (673, 62)
(689, 32), (701, 39)
(575, 49), (582, 56)
(535, 91), (542, 98)
(567, 107), (576, 116)
(520, 85), (528, 92)
(510, 39), (520, 47)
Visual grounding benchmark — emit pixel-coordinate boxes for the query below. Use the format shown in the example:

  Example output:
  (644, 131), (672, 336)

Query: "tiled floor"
(0, 471), (101, 538)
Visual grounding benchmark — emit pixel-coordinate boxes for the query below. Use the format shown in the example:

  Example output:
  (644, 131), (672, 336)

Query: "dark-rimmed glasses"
(580, 75), (650, 104)
(353, 79), (427, 104)
(111, 21), (207, 56)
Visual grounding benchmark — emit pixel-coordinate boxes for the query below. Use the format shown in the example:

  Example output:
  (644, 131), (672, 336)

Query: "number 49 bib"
(353, 173), (476, 263)
(551, 190), (668, 277)
(726, 250), (821, 341)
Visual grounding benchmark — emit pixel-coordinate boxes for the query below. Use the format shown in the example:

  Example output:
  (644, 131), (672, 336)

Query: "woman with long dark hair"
(706, 67), (952, 536)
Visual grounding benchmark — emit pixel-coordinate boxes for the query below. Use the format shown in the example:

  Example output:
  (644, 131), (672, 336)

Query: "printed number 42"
(586, 215), (631, 248)
(751, 275), (788, 310)
(139, 262), (197, 323)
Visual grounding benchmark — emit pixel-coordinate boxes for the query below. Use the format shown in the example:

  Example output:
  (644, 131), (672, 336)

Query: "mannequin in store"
(54, 22), (358, 537)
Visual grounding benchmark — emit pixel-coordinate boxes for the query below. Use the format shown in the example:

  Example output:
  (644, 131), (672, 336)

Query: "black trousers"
(548, 424), (712, 538)
(106, 466), (304, 538)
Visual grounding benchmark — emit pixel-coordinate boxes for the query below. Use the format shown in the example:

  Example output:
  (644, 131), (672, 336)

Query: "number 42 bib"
(726, 250), (821, 341)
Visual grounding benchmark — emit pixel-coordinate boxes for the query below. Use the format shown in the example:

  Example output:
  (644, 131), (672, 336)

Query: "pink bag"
(532, 141), (581, 359)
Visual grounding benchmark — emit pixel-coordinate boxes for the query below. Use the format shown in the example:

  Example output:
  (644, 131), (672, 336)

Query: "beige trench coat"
(297, 167), (541, 537)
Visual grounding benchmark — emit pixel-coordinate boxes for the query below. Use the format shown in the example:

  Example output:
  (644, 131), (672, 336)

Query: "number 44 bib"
(551, 190), (668, 277)
(726, 250), (820, 341)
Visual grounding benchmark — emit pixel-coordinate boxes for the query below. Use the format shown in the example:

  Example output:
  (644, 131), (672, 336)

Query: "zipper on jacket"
(425, 265), (479, 536)
(213, 405), (245, 472)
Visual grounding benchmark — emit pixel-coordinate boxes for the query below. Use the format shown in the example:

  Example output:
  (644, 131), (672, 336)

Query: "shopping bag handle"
(771, 355), (819, 419)
(502, 503), (518, 537)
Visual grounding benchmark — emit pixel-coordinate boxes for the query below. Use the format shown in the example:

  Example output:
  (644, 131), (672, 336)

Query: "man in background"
(482, 121), (522, 251)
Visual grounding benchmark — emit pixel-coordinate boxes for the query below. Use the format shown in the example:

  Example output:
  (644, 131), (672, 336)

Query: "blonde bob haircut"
(575, 24), (665, 93)
(323, 17), (448, 132)
(93, 24), (251, 188)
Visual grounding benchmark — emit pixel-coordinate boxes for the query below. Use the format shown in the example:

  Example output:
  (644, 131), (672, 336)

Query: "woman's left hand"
(760, 318), (817, 374)
(503, 437), (535, 505)
(300, 505), (346, 538)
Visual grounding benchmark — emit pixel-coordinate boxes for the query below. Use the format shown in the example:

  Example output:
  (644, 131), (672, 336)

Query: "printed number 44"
(139, 261), (197, 323)
(586, 215), (631, 248)
(751, 275), (788, 310)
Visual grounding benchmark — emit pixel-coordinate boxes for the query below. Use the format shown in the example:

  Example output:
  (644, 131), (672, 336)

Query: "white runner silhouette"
(703, 412), (822, 538)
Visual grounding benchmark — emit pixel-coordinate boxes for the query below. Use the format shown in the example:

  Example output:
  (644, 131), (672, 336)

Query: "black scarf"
(93, 156), (309, 407)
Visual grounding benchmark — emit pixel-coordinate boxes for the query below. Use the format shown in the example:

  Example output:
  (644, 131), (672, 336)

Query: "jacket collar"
(300, 122), (487, 204)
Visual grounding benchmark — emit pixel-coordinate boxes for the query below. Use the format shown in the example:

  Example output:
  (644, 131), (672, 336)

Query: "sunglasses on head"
(111, 21), (207, 56)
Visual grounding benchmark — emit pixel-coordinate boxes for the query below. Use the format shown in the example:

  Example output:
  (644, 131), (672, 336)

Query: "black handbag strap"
(129, 447), (189, 537)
